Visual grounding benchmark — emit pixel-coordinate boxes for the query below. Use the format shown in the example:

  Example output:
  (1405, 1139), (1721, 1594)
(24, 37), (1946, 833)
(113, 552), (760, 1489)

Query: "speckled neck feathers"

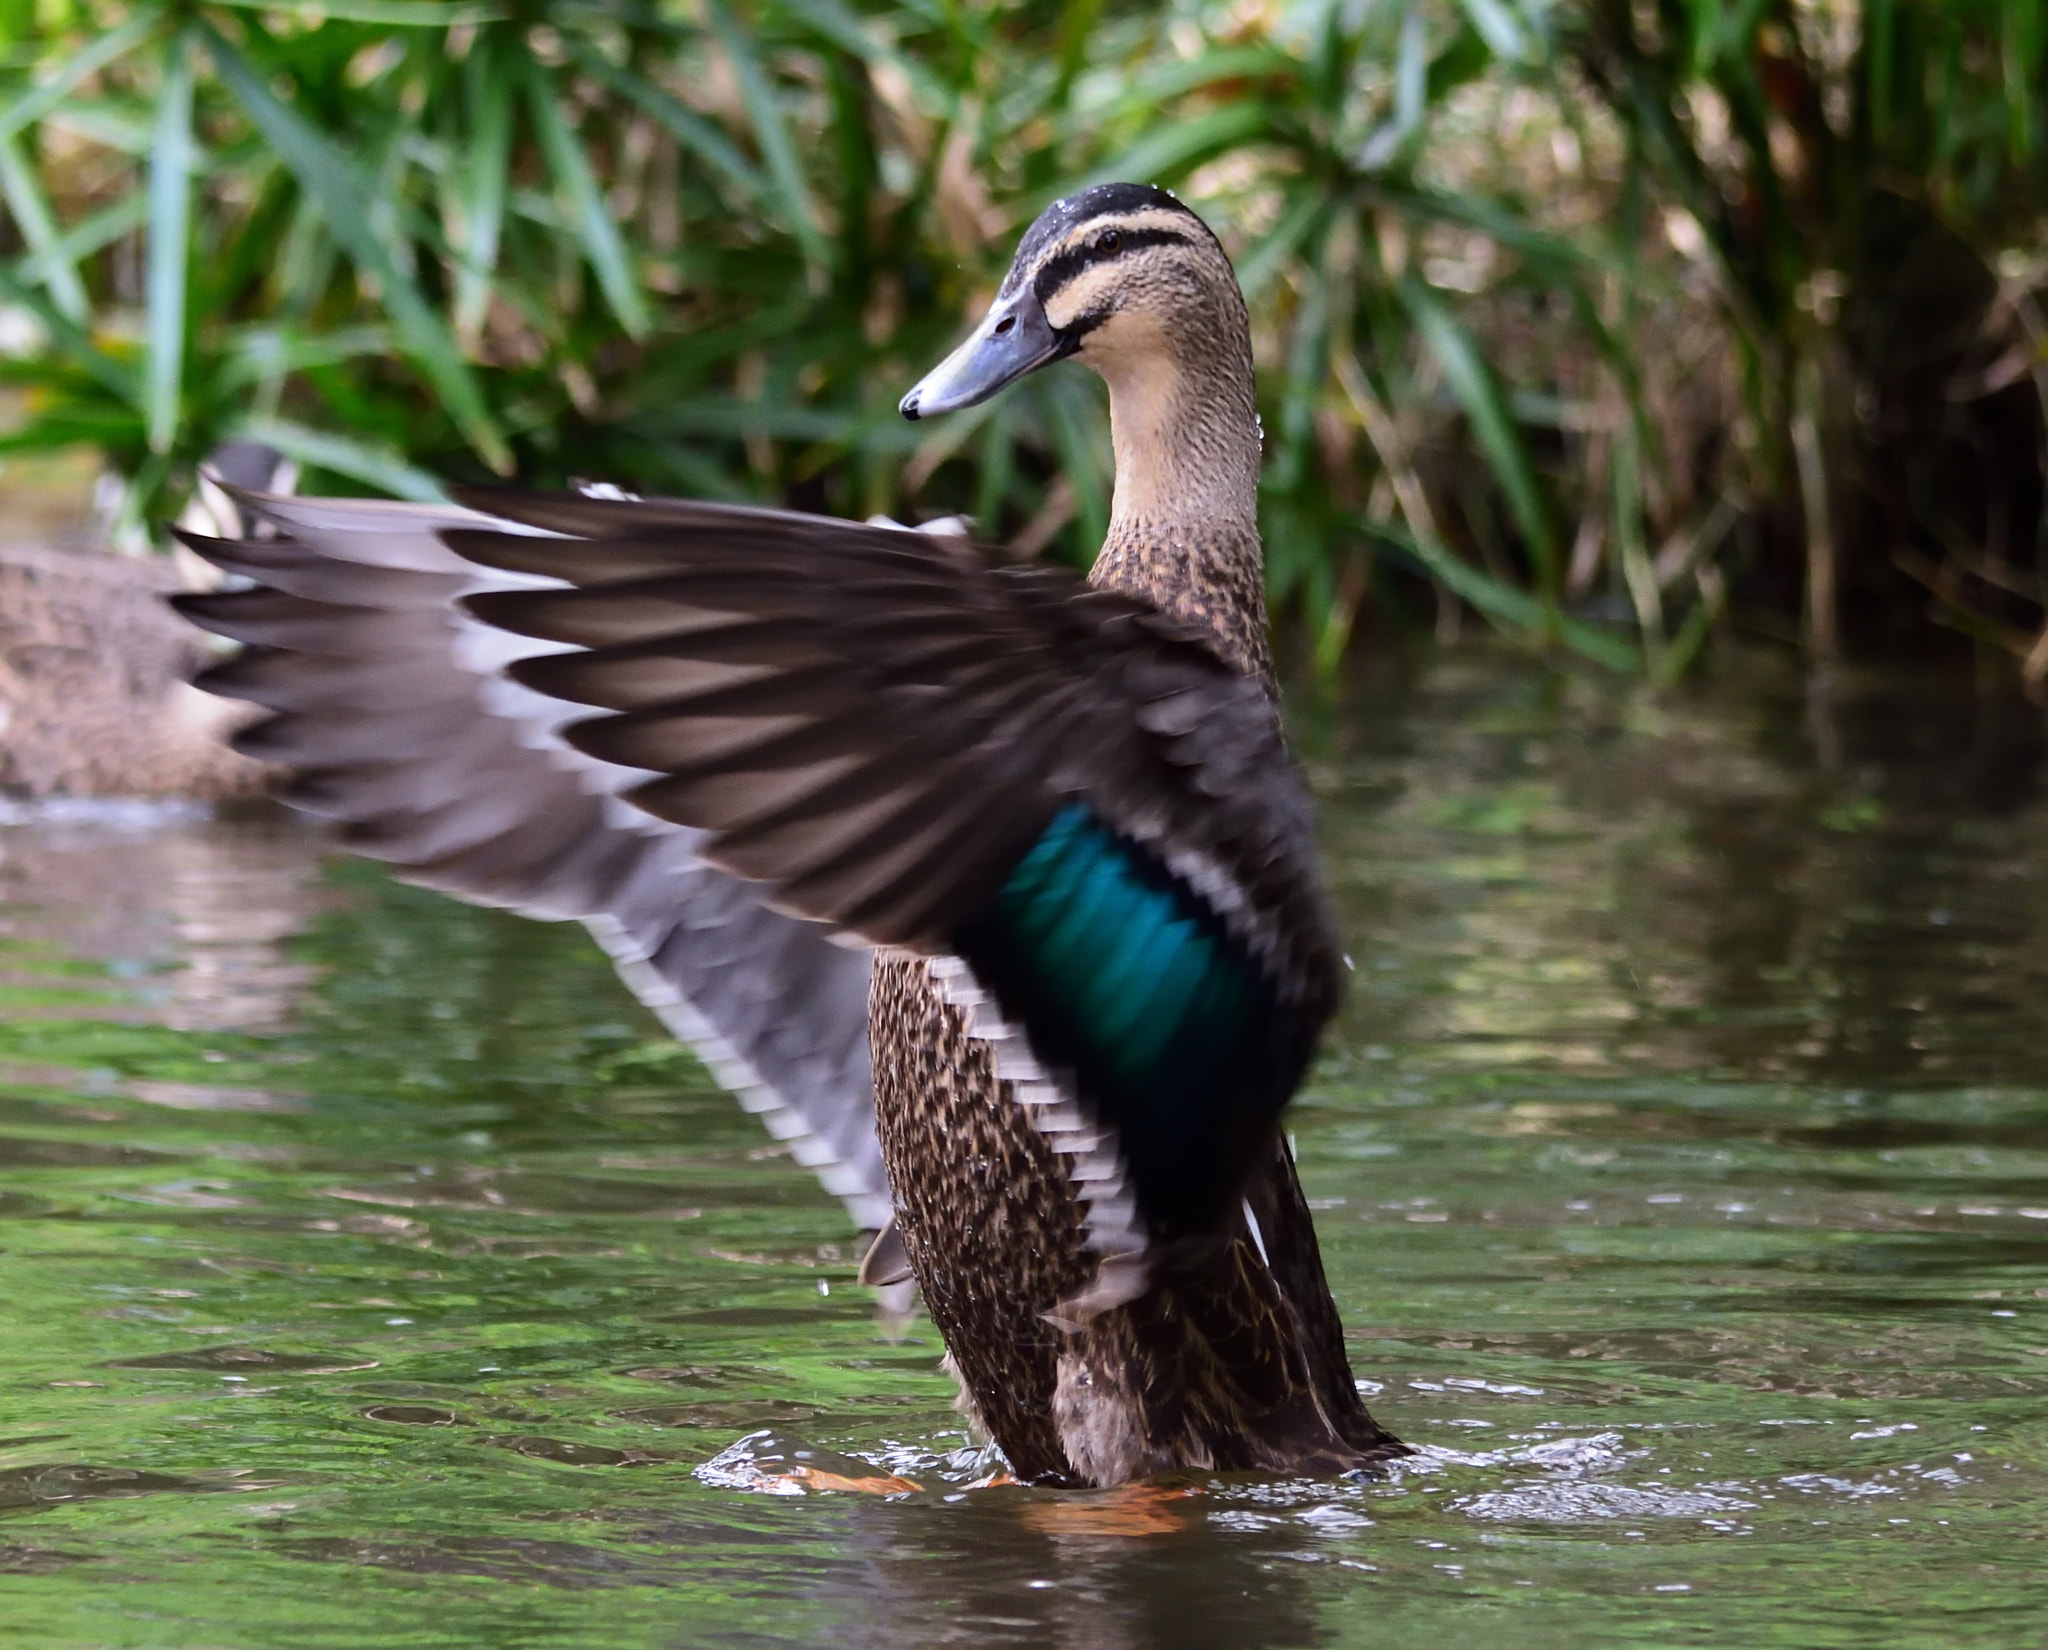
(1070, 232), (1271, 688)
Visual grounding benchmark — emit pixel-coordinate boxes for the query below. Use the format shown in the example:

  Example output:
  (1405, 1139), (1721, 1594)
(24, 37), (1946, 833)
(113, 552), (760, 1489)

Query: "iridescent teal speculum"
(996, 806), (1249, 1087)
(956, 803), (1269, 1234)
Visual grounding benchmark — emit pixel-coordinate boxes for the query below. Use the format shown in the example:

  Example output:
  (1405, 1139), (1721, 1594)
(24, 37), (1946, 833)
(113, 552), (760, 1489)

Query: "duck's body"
(173, 183), (1401, 1484)
(871, 185), (1396, 1479)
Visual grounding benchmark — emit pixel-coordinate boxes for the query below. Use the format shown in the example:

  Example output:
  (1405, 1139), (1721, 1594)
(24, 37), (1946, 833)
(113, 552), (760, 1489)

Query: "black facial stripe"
(1033, 226), (1198, 309)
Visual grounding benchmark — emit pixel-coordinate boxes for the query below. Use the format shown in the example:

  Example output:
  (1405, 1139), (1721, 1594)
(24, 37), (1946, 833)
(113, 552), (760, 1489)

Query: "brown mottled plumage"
(870, 948), (1085, 1481)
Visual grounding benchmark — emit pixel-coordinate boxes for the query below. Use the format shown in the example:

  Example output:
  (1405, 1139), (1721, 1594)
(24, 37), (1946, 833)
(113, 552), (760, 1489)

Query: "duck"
(170, 181), (1405, 1486)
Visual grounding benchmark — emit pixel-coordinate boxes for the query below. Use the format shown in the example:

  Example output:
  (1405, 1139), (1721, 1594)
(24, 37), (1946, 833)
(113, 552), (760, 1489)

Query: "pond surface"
(2, 650), (2046, 1648)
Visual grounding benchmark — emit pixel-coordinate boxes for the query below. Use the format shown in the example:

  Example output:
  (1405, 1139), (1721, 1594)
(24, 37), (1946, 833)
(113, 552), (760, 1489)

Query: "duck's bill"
(899, 288), (1073, 421)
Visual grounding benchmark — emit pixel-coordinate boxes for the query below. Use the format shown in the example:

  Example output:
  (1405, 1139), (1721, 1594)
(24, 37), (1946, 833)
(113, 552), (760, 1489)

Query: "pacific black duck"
(172, 181), (1404, 1485)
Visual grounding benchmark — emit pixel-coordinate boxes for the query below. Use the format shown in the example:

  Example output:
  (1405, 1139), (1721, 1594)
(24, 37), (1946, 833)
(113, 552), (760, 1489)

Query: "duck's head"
(901, 182), (1259, 535)
(902, 182), (1249, 413)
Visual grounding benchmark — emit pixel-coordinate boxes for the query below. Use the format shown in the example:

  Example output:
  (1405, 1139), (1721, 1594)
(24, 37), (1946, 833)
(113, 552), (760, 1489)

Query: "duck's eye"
(1096, 229), (1122, 255)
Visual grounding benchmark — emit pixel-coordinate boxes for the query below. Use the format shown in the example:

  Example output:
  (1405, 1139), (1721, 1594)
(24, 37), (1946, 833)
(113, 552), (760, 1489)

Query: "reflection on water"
(2, 648), (2048, 1647)
(1312, 651), (2048, 1086)
(0, 804), (322, 1033)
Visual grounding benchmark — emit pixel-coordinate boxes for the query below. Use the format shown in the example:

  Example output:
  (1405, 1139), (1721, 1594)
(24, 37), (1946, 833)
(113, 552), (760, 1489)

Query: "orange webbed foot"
(750, 1463), (925, 1495)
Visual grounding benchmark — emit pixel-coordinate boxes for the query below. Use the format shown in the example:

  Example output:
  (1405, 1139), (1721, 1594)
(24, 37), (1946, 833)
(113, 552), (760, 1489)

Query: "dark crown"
(997, 183), (1211, 299)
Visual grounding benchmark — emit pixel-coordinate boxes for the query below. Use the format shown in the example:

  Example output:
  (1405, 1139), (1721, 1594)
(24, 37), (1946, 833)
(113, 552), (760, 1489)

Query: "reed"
(0, 0), (2038, 679)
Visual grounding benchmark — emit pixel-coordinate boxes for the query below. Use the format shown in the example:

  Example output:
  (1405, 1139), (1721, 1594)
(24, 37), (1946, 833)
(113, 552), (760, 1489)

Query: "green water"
(2, 652), (2046, 1648)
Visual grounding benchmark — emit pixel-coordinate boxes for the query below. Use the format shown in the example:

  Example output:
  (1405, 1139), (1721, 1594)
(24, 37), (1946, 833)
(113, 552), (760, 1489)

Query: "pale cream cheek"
(1075, 307), (1162, 357)
(1041, 263), (1123, 333)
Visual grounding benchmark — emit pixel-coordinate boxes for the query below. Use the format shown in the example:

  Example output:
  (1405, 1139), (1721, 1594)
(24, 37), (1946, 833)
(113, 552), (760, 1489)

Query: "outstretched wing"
(444, 484), (1344, 1250)
(170, 493), (886, 1230)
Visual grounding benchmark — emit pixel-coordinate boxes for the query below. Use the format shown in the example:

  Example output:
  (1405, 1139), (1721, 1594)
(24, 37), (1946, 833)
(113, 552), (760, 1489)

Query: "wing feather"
(170, 497), (887, 1230)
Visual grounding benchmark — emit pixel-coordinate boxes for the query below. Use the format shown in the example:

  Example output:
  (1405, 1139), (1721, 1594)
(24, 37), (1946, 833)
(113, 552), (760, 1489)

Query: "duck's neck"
(1082, 322), (1273, 693)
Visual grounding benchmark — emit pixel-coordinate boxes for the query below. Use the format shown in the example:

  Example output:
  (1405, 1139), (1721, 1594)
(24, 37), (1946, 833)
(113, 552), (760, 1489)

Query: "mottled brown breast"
(870, 950), (1405, 1485)
(868, 948), (1093, 1482)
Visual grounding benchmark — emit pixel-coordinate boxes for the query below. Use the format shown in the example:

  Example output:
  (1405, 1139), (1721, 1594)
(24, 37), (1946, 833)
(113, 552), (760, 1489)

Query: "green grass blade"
(235, 414), (447, 500)
(204, 0), (507, 23)
(145, 30), (194, 455)
(451, 33), (513, 347)
(16, 189), (146, 287)
(1454, 0), (1527, 62)
(777, 0), (950, 111)
(1085, 103), (1275, 192)
(38, 99), (154, 156)
(706, 0), (828, 272)
(1398, 6), (1427, 129)
(2003, 0), (2040, 158)
(0, 259), (136, 401)
(1104, 44), (1293, 114)
(0, 133), (86, 321)
(1652, 591), (1715, 690)
(0, 7), (160, 146)
(1236, 193), (1329, 303)
(525, 60), (650, 339)
(567, 41), (763, 202)
(219, 321), (396, 392)
(1365, 518), (1637, 671)
(1401, 274), (1560, 597)
(201, 21), (508, 471)
(1396, 182), (1598, 274)
(1548, 607), (1642, 674)
(1364, 515), (1541, 627)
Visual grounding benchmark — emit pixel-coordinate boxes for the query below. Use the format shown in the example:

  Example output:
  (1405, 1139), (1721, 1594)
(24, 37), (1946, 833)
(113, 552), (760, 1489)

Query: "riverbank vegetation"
(0, 0), (2041, 681)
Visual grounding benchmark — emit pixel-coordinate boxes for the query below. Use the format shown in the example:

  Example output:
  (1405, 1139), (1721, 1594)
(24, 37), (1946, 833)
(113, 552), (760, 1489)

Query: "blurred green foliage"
(0, 0), (2041, 677)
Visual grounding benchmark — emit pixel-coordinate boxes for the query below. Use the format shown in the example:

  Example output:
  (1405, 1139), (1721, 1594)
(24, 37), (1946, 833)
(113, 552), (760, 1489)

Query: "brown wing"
(169, 493), (886, 1228)
(441, 484), (1345, 1247)
(445, 484), (1341, 1016)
